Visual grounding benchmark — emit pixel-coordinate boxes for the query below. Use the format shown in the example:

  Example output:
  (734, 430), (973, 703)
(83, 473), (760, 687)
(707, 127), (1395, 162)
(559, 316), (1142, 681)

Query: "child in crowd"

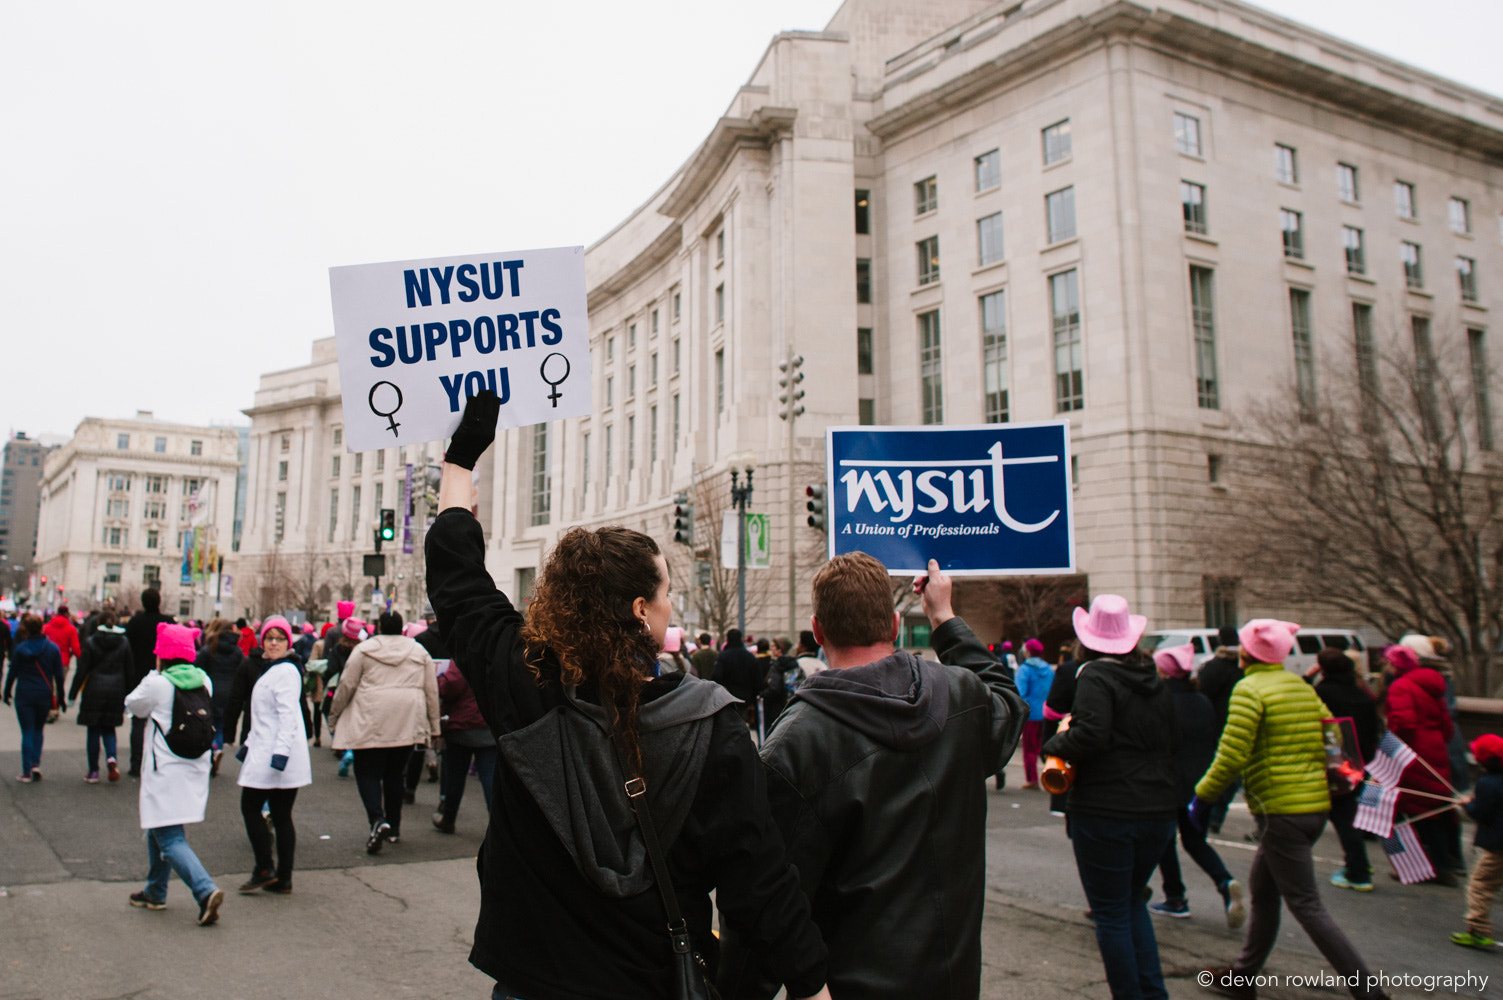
(1453, 734), (1503, 949)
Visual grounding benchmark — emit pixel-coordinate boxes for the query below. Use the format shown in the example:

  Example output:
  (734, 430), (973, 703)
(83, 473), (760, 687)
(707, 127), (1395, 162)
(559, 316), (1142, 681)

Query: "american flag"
(1382, 823), (1435, 884)
(1366, 731), (1418, 788)
(1352, 782), (1398, 837)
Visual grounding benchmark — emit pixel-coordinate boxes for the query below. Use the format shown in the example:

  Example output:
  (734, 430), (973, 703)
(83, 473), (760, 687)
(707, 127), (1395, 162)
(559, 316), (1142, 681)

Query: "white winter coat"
(125, 671), (212, 830)
(236, 660), (312, 790)
(329, 634), (440, 750)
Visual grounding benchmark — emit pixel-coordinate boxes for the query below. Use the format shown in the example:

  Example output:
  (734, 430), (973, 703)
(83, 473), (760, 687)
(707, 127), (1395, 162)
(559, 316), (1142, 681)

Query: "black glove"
(235, 745), (248, 763)
(444, 390), (500, 470)
(270, 754), (288, 772)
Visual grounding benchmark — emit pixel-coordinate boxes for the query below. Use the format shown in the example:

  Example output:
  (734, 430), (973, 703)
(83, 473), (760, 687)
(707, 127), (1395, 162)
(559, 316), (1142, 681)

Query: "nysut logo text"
(839, 442), (1060, 534)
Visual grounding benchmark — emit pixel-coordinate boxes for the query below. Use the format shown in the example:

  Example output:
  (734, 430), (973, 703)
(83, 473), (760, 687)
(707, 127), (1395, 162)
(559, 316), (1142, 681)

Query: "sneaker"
(16, 773), (32, 783)
(197, 888), (224, 926)
(1221, 878), (1246, 929)
(30, 768), (41, 782)
(1330, 869), (1373, 892)
(313, 736), (322, 747)
(1149, 899), (1190, 918)
(85, 771), (100, 784)
(366, 820), (390, 854)
(107, 758), (120, 782)
(1452, 930), (1496, 949)
(337, 755), (351, 778)
(262, 879), (293, 894)
(1021, 781), (1039, 790)
(386, 830), (400, 844)
(238, 869), (276, 894)
(129, 891), (166, 910)
(433, 813), (456, 834)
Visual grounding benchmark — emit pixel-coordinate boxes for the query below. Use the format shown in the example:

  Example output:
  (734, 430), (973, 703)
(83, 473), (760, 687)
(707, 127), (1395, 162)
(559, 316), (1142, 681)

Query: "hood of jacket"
(498, 673), (739, 899)
(790, 648), (951, 751)
(356, 634), (423, 667)
(214, 631), (241, 654)
(1099, 654), (1166, 697)
(161, 664), (209, 690)
(1404, 664), (1449, 700)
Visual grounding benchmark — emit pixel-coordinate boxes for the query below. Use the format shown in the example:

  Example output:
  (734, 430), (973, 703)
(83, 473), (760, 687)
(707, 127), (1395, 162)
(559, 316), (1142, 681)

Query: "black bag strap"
(610, 739), (694, 959)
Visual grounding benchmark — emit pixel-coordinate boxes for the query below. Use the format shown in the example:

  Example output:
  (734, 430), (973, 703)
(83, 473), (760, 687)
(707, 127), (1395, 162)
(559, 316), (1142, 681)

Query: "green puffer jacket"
(1195, 662), (1331, 816)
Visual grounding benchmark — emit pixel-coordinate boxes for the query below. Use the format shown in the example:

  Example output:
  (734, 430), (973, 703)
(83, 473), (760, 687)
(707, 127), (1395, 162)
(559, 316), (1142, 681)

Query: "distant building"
(34, 412), (241, 619)
(0, 433), (57, 594)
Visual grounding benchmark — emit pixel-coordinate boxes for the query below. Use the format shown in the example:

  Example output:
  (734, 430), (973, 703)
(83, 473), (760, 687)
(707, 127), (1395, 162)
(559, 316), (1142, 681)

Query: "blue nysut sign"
(825, 422), (1075, 575)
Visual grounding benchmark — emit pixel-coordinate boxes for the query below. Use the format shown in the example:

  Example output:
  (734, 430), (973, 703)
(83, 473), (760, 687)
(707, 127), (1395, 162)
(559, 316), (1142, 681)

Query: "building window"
(145, 501), (164, 520)
(374, 482), (383, 515)
(672, 394), (680, 453)
(1353, 303), (1378, 408)
(649, 405), (659, 465)
(628, 324), (637, 351)
(627, 416), (636, 474)
(918, 310), (943, 425)
(1458, 256), (1478, 302)
(1280, 209), (1304, 259)
(332, 428), (342, 448)
(650, 352), (659, 387)
(977, 212), (1004, 266)
(1042, 120), (1071, 165)
(914, 176), (937, 215)
(975, 149), (1000, 191)
(1414, 315), (1440, 435)
(715, 349), (725, 414)
(353, 453), (362, 476)
(858, 399), (875, 425)
(981, 291), (1008, 423)
(857, 328), (874, 375)
(274, 493), (286, 543)
(856, 258), (872, 303)
(143, 565), (161, 588)
(1173, 112), (1201, 156)
(146, 475), (163, 494)
(117, 433), (129, 450)
(190, 440), (202, 457)
(628, 364), (636, 399)
(106, 498), (129, 518)
(715, 229), (725, 263)
(916, 235), (940, 286)
(331, 455), (340, 478)
(1402, 242), (1424, 289)
(350, 485), (361, 540)
(1207, 454), (1222, 484)
(1450, 197), (1472, 234)
(604, 425), (614, 479)
(652, 309), (659, 334)
(1337, 163), (1359, 202)
(673, 292), (681, 322)
(581, 432), (591, 492)
(108, 473), (131, 491)
(1469, 329), (1494, 451)
(1290, 289), (1316, 418)
(715, 284), (725, 324)
(673, 338), (681, 374)
(1203, 577), (1238, 629)
(277, 461), (288, 482)
(1052, 270), (1083, 412)
(146, 530), (160, 550)
(1395, 181), (1416, 219)
(1190, 266), (1219, 410)
(280, 433), (290, 453)
(1046, 186), (1076, 243)
(105, 562), (121, 585)
(854, 189), (870, 234)
(328, 488), (339, 543)
(1274, 143), (1298, 184)
(375, 450), (384, 472)
(531, 424), (550, 526)
(1181, 181), (1206, 234)
(605, 376), (614, 409)
(1342, 226), (1365, 275)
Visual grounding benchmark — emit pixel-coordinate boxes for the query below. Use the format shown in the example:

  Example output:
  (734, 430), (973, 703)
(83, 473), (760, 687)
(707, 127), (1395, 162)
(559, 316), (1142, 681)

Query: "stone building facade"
(0, 434), (56, 593)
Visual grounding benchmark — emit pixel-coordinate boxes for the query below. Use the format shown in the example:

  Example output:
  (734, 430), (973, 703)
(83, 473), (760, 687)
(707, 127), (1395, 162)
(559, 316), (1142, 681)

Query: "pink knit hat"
(342, 617), (368, 641)
(1384, 644), (1420, 675)
(402, 621), (428, 638)
(1238, 619), (1300, 664)
(1072, 595), (1147, 655)
(1153, 643), (1195, 678)
(154, 622), (201, 662)
(1023, 638), (1045, 657)
(301, 622), (315, 635)
(336, 600), (355, 620)
(259, 616), (293, 646)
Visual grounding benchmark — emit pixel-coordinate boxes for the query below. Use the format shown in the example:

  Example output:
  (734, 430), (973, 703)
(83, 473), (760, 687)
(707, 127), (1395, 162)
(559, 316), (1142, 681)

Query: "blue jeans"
(15, 693), (50, 775)
(143, 825), (217, 904)
(1071, 813), (1176, 1000)
(87, 726), (118, 773)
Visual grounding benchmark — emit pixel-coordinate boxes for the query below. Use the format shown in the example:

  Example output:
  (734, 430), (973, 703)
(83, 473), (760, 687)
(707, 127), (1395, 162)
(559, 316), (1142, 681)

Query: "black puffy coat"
(195, 630), (246, 718)
(70, 627), (132, 728)
(1164, 676), (1217, 805)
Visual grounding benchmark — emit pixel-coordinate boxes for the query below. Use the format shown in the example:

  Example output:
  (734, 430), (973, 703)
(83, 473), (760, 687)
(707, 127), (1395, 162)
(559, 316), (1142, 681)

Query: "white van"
(1144, 627), (1368, 677)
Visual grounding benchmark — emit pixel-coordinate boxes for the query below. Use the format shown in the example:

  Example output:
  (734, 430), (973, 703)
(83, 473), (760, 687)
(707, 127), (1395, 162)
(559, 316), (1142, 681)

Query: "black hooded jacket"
(70, 627), (132, 728)
(195, 629), (246, 717)
(723, 618), (1026, 1000)
(1042, 656), (1180, 820)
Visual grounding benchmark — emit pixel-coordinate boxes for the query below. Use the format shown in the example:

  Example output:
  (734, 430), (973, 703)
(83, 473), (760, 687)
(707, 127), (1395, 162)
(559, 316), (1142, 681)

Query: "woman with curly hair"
(424, 391), (830, 1000)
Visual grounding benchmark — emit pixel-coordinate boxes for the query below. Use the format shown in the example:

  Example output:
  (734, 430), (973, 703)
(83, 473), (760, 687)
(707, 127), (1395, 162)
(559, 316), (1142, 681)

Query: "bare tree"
(665, 469), (775, 639)
(968, 575), (1089, 643)
(1210, 318), (1502, 695)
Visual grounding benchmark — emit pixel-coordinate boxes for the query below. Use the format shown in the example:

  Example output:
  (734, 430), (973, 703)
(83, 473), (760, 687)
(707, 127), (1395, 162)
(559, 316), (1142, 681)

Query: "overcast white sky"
(3, 0), (1500, 442)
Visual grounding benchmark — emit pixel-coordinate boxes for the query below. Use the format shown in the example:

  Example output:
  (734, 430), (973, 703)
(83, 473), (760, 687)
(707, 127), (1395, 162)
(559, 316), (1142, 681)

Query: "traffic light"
(806, 484), (827, 531)
(778, 354), (806, 421)
(672, 492), (695, 546)
(39, 575), (46, 587)
(379, 508), (396, 542)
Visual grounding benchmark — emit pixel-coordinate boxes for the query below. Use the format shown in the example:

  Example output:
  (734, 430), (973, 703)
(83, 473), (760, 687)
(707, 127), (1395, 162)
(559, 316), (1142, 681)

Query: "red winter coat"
(42, 615), (81, 670)
(437, 662), (487, 734)
(237, 627), (256, 656)
(1385, 664), (1454, 814)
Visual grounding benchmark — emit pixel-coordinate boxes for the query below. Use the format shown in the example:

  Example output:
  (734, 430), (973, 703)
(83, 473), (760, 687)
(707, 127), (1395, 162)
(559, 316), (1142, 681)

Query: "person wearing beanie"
(1314, 648), (1379, 892)
(235, 617), (311, 895)
(1382, 643), (1462, 884)
(1196, 624), (1244, 833)
(1014, 639), (1055, 790)
(1148, 644), (1243, 926)
(3, 613), (67, 782)
(1453, 735), (1503, 949)
(122, 622), (223, 926)
(235, 618), (256, 657)
(324, 617), (367, 776)
(70, 609), (133, 783)
(1399, 633), (1472, 797)
(329, 610), (440, 854)
(124, 589), (174, 777)
(1194, 620), (1382, 1000)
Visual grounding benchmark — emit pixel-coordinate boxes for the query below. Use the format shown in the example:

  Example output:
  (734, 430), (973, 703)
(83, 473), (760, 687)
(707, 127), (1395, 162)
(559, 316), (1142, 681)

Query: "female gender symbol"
(540, 352), (571, 408)
(368, 381), (403, 437)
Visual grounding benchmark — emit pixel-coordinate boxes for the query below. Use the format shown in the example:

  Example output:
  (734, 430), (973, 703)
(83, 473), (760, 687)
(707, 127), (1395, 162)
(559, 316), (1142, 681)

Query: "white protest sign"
(330, 246), (591, 453)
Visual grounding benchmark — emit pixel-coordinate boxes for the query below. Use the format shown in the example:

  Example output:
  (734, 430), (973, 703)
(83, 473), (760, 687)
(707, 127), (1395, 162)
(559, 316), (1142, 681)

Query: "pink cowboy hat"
(1072, 595), (1147, 655)
(1153, 643), (1195, 678)
(1238, 619), (1300, 665)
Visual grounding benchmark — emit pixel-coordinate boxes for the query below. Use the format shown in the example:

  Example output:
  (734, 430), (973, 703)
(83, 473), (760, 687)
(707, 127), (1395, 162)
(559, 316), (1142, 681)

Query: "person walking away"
(1040, 596), (1179, 1000)
(1452, 734), (1503, 949)
(123, 623), (223, 926)
(1313, 647), (1379, 892)
(323, 617), (365, 776)
(759, 636), (799, 728)
(221, 628), (274, 750)
(690, 631), (717, 680)
(714, 628), (762, 728)
(1196, 625), (1243, 833)
(1193, 620), (1384, 1000)
(4, 614), (67, 782)
(292, 623), (316, 666)
(194, 619), (245, 777)
(1400, 634), (1471, 796)
(432, 656), (496, 833)
(329, 611), (440, 853)
(424, 390), (832, 1000)
(1041, 646), (1079, 813)
(42, 605), (81, 687)
(1147, 644), (1243, 926)
(71, 610), (132, 782)
(1382, 644), (1462, 883)
(722, 554), (1025, 999)
(235, 618), (255, 656)
(124, 589), (174, 777)
(1015, 639), (1055, 789)
(235, 617), (311, 895)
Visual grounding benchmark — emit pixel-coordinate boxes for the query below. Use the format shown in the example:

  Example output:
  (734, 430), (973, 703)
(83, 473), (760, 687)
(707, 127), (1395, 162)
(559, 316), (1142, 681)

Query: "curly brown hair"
(521, 525), (664, 772)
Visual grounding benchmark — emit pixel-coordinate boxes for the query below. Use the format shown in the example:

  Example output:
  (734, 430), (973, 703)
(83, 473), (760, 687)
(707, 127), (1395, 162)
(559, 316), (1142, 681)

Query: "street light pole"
(729, 466), (754, 633)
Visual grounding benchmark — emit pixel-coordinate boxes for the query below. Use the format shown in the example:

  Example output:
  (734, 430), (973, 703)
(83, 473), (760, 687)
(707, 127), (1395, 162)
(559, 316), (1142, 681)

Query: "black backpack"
(157, 685), (216, 759)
